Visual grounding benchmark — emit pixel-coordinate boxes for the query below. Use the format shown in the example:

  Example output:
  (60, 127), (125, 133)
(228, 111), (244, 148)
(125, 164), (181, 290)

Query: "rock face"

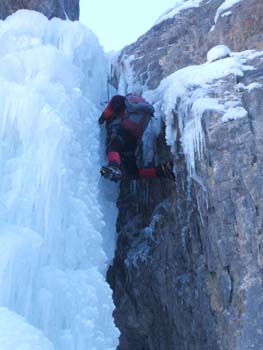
(108, 1), (263, 349)
(0, 0), (79, 20)
(112, 0), (263, 91)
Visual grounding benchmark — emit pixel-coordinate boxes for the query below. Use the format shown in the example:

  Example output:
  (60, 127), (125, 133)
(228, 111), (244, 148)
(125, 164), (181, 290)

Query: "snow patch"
(222, 106), (248, 122)
(215, 0), (244, 23)
(221, 11), (232, 17)
(210, 25), (215, 32)
(236, 82), (263, 93)
(207, 45), (231, 63)
(155, 0), (203, 25)
(247, 82), (262, 91)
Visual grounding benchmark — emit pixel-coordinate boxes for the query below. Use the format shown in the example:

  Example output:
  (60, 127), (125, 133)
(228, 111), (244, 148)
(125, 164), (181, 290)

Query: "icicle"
(182, 98), (223, 175)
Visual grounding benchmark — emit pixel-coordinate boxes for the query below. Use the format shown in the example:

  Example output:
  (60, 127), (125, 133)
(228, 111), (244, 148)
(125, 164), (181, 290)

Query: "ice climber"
(99, 94), (175, 182)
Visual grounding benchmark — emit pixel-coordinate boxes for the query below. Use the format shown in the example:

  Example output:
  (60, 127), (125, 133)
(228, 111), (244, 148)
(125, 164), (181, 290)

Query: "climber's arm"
(98, 99), (114, 124)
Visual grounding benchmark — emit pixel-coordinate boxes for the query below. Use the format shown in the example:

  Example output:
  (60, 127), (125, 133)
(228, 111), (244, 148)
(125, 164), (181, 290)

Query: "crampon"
(100, 165), (122, 182)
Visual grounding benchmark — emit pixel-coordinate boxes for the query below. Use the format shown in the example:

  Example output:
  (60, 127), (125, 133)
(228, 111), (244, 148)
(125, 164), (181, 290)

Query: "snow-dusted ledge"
(144, 47), (261, 175)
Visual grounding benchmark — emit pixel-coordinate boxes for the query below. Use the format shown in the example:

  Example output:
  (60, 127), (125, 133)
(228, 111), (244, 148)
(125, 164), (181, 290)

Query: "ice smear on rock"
(0, 10), (119, 350)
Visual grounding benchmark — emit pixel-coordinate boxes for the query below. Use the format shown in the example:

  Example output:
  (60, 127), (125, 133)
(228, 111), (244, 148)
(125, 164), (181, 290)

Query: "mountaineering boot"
(156, 161), (175, 181)
(100, 165), (122, 182)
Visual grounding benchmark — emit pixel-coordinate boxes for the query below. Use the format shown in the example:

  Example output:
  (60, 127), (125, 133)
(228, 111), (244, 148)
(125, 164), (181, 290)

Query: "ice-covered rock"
(111, 0), (263, 91)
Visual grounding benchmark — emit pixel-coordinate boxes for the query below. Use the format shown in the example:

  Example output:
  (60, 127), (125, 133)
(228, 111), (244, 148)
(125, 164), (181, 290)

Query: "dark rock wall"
(0, 0), (79, 20)
(190, 60), (263, 349)
(108, 132), (219, 349)
(108, 0), (263, 349)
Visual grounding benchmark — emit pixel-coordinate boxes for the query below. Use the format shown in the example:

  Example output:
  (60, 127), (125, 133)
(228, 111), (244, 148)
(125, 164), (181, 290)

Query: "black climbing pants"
(106, 127), (140, 179)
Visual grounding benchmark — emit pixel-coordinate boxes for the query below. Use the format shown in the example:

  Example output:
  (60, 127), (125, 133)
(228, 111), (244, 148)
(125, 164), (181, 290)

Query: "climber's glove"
(98, 113), (105, 125)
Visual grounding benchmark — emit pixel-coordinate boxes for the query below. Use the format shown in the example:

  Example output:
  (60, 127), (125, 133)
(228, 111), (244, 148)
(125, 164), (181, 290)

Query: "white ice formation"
(0, 9), (119, 350)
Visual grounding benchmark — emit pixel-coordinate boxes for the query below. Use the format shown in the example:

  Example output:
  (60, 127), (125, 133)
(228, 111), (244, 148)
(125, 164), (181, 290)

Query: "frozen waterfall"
(0, 10), (119, 350)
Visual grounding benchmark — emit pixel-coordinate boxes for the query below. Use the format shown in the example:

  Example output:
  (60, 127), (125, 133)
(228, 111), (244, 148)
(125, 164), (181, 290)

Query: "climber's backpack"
(121, 94), (154, 139)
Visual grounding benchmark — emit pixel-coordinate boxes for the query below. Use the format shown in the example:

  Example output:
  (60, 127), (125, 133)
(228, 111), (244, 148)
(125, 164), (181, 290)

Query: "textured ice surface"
(0, 308), (54, 350)
(0, 10), (119, 350)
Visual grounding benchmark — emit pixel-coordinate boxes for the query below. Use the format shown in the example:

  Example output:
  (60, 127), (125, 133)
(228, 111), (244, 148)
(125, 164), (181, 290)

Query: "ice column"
(0, 10), (119, 350)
